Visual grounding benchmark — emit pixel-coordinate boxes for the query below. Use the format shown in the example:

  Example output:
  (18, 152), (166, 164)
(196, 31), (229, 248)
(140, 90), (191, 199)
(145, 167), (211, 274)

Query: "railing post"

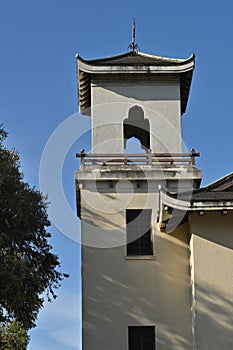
(190, 148), (196, 166)
(77, 150), (199, 168)
(80, 149), (86, 168)
(147, 149), (152, 165)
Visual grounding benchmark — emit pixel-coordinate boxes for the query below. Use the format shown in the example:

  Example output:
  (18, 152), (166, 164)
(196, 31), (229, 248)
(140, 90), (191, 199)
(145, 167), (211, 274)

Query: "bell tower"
(76, 40), (202, 350)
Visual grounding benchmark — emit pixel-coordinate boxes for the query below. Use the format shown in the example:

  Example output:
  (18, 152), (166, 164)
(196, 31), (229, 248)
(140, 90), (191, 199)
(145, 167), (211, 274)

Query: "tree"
(0, 321), (29, 349)
(0, 127), (68, 331)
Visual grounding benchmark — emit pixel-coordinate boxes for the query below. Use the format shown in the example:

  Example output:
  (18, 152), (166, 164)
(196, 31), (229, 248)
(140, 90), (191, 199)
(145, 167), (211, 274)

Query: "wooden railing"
(76, 149), (200, 168)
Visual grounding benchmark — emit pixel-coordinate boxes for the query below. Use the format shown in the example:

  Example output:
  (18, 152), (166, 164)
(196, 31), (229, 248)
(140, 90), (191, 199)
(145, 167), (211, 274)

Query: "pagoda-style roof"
(76, 51), (195, 115)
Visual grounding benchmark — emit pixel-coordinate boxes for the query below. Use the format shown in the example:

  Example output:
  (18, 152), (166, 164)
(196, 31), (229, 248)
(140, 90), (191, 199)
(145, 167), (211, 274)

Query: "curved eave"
(159, 190), (233, 233)
(77, 56), (194, 74)
(76, 51), (194, 66)
(160, 190), (233, 212)
(76, 53), (195, 116)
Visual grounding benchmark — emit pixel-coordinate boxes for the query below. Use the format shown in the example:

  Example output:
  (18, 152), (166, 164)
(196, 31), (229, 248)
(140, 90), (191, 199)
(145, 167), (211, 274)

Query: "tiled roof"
(189, 172), (233, 201)
(202, 172), (233, 192)
(191, 191), (233, 202)
(78, 51), (193, 66)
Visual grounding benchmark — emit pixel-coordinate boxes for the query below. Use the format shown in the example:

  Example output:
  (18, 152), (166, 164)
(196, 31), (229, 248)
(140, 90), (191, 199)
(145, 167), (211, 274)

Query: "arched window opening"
(123, 105), (150, 151)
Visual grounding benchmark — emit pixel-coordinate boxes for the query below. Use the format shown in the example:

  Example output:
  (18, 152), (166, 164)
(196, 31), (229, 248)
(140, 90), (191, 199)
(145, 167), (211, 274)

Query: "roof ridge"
(203, 171), (233, 190)
(138, 51), (194, 63)
(77, 51), (195, 64)
(76, 51), (133, 64)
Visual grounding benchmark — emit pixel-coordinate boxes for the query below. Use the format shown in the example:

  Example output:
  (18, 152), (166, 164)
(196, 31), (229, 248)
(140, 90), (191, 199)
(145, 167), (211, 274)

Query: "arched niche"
(123, 105), (150, 151)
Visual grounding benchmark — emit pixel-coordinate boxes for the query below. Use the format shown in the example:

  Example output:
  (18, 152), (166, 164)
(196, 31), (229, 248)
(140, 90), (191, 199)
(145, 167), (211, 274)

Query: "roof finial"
(128, 19), (139, 52)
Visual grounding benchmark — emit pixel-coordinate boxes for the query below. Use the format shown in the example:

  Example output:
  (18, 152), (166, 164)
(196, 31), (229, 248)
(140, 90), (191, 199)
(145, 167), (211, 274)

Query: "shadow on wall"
(191, 211), (233, 250)
(194, 283), (233, 349)
(190, 212), (233, 348)
(101, 84), (179, 102)
(82, 227), (193, 350)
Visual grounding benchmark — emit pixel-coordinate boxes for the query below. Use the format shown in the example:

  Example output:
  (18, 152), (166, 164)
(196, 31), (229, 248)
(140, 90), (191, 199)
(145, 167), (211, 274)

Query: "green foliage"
(0, 321), (29, 349)
(0, 127), (68, 330)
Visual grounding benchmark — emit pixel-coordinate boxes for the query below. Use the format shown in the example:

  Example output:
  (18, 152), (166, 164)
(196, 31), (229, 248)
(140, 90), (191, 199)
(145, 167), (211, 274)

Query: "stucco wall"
(189, 211), (233, 350)
(81, 182), (193, 350)
(91, 81), (182, 154)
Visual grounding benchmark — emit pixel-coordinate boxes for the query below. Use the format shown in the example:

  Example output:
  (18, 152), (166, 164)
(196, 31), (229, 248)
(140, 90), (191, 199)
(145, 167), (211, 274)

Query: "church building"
(75, 34), (233, 350)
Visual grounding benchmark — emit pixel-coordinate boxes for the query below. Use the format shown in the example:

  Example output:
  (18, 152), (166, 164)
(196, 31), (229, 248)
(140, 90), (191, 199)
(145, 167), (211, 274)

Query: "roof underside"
(77, 51), (195, 115)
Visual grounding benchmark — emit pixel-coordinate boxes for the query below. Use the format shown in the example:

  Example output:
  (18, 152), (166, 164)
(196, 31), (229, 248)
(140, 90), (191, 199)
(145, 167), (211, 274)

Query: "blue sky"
(1, 1), (233, 349)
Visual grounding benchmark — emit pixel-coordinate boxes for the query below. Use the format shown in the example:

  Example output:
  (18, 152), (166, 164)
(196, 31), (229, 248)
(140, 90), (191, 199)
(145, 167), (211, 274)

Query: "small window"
(126, 209), (153, 256)
(128, 326), (155, 350)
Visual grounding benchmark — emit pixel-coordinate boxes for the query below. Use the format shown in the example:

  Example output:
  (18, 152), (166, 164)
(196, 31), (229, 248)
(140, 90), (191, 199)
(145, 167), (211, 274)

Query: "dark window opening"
(126, 209), (153, 256)
(124, 106), (150, 151)
(128, 326), (155, 350)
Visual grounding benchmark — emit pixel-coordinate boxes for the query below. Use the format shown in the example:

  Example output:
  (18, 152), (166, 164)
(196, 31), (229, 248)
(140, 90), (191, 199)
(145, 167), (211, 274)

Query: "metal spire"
(128, 19), (139, 52)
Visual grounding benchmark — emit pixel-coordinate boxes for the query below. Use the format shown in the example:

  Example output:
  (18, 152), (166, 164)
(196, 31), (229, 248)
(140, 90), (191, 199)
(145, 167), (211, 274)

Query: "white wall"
(189, 211), (233, 350)
(91, 80), (182, 154)
(81, 181), (193, 350)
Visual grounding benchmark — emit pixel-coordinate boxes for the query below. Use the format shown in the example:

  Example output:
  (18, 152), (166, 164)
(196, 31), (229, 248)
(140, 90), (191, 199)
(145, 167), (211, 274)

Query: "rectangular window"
(126, 209), (153, 256)
(128, 326), (155, 350)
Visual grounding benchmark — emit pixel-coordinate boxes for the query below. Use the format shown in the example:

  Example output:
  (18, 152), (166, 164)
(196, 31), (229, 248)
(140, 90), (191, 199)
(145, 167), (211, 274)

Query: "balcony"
(76, 149), (200, 169)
